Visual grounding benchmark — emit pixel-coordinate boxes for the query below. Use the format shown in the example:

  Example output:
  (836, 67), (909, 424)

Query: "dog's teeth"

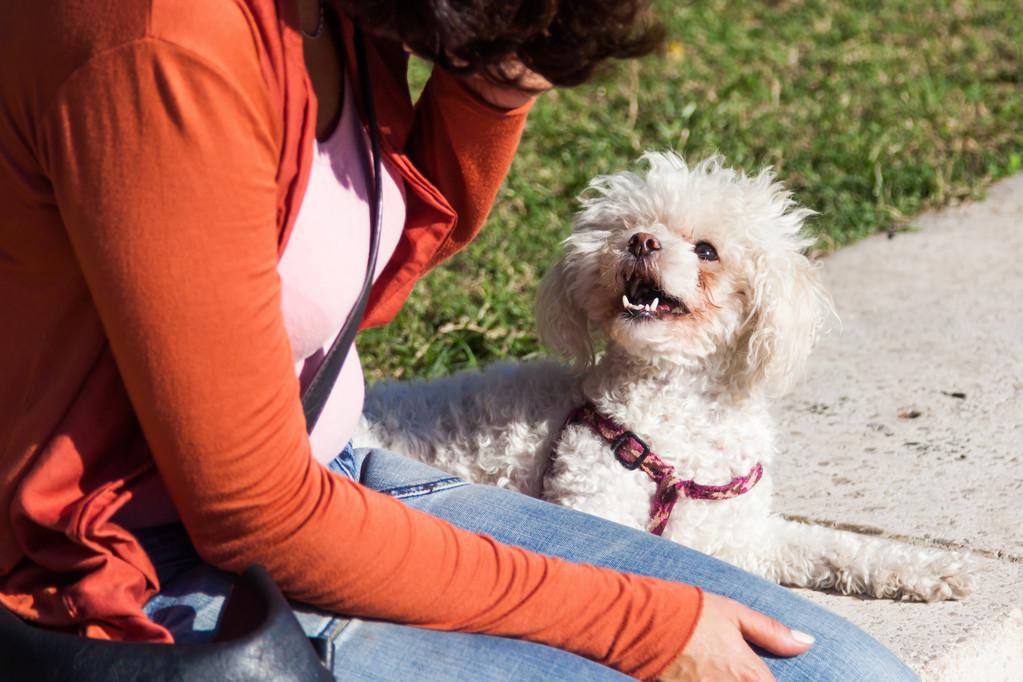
(623, 296), (648, 312)
(651, 297), (659, 311)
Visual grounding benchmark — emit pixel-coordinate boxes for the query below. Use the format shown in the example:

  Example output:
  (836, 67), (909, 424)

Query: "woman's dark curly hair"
(333, 0), (664, 87)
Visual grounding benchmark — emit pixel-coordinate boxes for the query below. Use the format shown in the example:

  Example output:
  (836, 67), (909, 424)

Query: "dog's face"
(537, 153), (832, 396)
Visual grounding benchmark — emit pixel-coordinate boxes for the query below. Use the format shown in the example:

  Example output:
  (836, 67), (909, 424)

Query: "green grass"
(360, 0), (1023, 380)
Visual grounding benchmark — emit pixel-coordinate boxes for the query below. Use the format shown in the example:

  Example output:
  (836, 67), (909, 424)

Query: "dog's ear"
(730, 249), (834, 396)
(536, 260), (595, 367)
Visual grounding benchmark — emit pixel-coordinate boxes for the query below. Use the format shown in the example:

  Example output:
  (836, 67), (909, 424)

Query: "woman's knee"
(763, 597), (918, 681)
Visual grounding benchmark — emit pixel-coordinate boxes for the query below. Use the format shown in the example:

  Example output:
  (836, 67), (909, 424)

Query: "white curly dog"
(357, 152), (972, 602)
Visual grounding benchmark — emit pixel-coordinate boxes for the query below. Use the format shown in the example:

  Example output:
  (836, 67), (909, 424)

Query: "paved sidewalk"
(774, 174), (1023, 680)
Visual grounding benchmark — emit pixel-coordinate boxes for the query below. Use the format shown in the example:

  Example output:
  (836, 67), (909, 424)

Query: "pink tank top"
(117, 73), (406, 528)
(278, 73), (406, 464)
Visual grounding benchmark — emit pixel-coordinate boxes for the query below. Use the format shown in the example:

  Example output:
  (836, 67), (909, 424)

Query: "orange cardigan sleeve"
(357, 54), (534, 328)
(408, 67), (533, 268)
(38, 36), (700, 680)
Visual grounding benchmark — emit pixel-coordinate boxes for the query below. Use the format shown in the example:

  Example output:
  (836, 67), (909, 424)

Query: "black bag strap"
(301, 26), (382, 434)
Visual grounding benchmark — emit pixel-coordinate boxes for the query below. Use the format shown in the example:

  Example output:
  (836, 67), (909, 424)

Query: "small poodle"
(357, 152), (972, 602)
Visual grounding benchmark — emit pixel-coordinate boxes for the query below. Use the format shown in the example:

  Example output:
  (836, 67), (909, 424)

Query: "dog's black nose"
(628, 232), (661, 258)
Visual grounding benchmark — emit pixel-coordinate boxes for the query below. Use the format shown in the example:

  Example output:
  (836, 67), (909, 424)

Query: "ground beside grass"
(359, 0), (1023, 381)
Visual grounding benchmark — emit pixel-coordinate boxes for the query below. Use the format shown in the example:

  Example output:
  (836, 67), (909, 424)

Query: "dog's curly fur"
(357, 152), (973, 602)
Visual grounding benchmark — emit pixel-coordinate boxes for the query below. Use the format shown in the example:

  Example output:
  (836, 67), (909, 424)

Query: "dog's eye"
(694, 241), (718, 261)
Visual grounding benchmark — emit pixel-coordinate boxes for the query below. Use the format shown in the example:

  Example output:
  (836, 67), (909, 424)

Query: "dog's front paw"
(883, 550), (976, 602)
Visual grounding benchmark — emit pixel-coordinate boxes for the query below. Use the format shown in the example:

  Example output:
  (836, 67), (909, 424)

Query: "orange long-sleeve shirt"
(0, 1), (701, 678)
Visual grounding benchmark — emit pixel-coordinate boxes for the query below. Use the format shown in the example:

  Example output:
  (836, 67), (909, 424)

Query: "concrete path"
(774, 174), (1023, 680)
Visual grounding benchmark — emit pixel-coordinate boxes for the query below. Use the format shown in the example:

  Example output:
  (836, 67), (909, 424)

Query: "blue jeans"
(139, 446), (918, 681)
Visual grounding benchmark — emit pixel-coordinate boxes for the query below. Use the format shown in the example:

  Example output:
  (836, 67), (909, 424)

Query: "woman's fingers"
(736, 601), (816, 658)
(658, 592), (813, 681)
(456, 67), (551, 109)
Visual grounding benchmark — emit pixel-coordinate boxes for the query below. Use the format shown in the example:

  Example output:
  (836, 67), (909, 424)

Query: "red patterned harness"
(563, 402), (764, 536)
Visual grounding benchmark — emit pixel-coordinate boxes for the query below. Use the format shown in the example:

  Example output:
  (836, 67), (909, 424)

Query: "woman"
(0, 0), (917, 679)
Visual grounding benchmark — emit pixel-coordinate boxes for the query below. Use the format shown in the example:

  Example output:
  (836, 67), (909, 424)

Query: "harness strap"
(563, 402), (764, 536)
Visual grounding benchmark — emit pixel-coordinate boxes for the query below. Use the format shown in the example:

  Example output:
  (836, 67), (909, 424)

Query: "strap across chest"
(562, 402), (764, 536)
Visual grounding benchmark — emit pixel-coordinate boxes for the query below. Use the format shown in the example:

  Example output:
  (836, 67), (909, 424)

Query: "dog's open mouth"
(621, 273), (689, 320)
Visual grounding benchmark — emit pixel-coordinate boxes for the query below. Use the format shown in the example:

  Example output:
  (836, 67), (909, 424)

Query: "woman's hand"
(402, 40), (552, 109)
(455, 60), (552, 110)
(658, 593), (815, 682)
